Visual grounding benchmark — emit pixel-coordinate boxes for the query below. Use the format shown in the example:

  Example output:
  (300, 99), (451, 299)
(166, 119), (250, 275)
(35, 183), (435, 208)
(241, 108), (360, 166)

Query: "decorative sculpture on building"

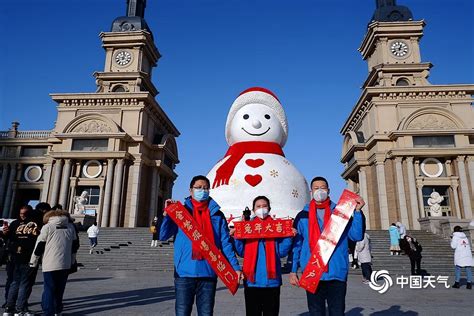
(427, 191), (444, 217)
(74, 191), (89, 214)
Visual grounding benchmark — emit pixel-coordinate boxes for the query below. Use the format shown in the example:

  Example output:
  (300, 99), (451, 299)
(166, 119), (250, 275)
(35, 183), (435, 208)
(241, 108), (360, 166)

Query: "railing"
(0, 130), (51, 139)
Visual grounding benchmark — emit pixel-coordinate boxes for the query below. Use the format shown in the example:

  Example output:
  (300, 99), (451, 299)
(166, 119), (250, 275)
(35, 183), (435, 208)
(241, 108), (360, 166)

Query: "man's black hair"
(35, 202), (51, 213)
(189, 175), (210, 189)
(252, 196), (271, 210)
(310, 176), (329, 188)
(454, 226), (462, 232)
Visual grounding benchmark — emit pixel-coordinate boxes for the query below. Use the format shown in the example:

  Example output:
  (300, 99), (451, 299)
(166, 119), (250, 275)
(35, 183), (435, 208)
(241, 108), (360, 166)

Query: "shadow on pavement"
(61, 286), (175, 315)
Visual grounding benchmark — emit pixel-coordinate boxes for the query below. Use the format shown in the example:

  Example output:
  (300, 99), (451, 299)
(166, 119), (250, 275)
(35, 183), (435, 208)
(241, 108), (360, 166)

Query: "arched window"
(112, 85), (126, 92)
(396, 78), (410, 86)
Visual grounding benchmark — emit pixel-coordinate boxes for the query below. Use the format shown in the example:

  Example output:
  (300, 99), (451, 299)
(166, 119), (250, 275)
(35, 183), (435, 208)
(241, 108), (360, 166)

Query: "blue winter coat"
(159, 197), (241, 278)
(233, 220), (293, 288)
(389, 225), (400, 246)
(291, 201), (364, 282)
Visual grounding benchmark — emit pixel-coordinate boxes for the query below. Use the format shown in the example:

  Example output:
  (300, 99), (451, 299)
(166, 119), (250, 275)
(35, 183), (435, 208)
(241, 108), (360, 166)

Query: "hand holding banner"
(165, 201), (240, 295)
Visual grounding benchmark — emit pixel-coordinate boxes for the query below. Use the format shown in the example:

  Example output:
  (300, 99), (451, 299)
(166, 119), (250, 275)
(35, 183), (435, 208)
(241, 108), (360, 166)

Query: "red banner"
(165, 202), (239, 295)
(299, 190), (359, 294)
(233, 219), (294, 239)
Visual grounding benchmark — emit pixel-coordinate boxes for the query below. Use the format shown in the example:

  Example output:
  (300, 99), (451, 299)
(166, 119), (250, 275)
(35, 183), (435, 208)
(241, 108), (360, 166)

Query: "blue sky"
(1, 0), (473, 203)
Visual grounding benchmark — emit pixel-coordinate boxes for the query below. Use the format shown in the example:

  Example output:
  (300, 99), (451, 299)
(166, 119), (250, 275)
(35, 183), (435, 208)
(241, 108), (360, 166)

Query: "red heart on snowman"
(244, 174), (262, 187)
(245, 159), (264, 168)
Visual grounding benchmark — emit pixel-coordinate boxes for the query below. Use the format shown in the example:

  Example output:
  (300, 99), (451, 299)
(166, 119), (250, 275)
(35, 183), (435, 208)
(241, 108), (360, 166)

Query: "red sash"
(165, 202), (239, 295)
(299, 190), (359, 294)
(233, 219), (293, 239)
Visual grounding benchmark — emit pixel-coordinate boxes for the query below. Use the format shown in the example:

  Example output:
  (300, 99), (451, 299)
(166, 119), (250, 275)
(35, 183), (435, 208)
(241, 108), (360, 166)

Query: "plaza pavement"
(0, 269), (472, 315)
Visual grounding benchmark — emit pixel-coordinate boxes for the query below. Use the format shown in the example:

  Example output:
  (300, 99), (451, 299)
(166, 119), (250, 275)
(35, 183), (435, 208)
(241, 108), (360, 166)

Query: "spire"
(111, 0), (151, 34)
(371, 0), (413, 22)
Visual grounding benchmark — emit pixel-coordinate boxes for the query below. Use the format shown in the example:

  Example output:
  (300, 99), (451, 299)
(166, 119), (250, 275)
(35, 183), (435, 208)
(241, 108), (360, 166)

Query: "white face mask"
(254, 208), (269, 219)
(313, 189), (328, 203)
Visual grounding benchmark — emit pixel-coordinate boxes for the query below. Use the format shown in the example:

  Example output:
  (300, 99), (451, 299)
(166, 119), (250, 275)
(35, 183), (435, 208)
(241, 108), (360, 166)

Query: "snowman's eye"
(264, 114), (271, 120)
(243, 114), (249, 120)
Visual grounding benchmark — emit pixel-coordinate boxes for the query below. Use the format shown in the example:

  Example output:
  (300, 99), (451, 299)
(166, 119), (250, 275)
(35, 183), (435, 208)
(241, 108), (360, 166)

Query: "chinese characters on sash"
(299, 189), (359, 294)
(233, 219), (294, 239)
(165, 202), (239, 295)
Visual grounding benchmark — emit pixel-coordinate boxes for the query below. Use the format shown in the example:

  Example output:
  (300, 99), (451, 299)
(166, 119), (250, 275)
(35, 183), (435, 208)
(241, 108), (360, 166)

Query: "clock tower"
(359, 0), (431, 88)
(95, 0), (160, 96)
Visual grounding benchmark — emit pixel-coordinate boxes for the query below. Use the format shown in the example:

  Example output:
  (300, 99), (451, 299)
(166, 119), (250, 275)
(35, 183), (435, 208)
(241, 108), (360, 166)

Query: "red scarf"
(242, 216), (277, 283)
(191, 199), (215, 260)
(309, 198), (331, 272)
(212, 141), (284, 188)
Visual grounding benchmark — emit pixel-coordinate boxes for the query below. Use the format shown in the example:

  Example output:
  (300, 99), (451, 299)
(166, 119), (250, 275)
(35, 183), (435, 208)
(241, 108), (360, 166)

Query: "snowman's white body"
(207, 152), (309, 219)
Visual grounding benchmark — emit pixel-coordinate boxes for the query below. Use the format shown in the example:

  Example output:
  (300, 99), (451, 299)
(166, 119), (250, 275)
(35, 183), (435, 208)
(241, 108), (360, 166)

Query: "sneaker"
(3, 307), (15, 316)
(452, 282), (460, 288)
(467, 283), (472, 290)
(89, 249), (93, 254)
(363, 280), (371, 284)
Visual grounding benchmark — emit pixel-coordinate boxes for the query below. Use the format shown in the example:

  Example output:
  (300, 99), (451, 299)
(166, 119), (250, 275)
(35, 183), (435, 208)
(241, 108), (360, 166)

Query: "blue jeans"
(455, 265), (472, 283)
(42, 270), (69, 316)
(6, 263), (30, 310)
(174, 277), (217, 316)
(306, 280), (347, 316)
(89, 237), (98, 247)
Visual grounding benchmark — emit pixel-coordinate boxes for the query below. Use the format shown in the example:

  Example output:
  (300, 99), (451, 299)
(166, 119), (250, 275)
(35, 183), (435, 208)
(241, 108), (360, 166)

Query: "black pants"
(244, 285), (280, 316)
(361, 262), (372, 280)
(306, 280), (347, 316)
(410, 256), (421, 274)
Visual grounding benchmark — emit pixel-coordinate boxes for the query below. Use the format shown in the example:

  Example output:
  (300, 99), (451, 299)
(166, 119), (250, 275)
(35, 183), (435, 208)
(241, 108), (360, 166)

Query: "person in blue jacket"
(289, 176), (365, 316)
(159, 175), (242, 316)
(232, 196), (294, 316)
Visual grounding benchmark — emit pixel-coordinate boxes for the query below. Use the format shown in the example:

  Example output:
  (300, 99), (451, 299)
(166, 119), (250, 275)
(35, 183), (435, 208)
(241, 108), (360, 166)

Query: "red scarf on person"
(308, 198), (332, 272)
(242, 216), (277, 283)
(212, 141), (284, 188)
(191, 199), (215, 260)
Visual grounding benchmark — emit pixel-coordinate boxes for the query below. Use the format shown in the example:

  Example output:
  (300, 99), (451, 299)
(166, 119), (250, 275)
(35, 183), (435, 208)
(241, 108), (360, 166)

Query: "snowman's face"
(228, 104), (284, 145)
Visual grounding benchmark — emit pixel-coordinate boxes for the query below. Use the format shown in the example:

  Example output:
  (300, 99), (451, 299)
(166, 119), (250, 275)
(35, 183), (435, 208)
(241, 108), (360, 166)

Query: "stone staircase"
(349, 230), (455, 277)
(77, 228), (457, 277)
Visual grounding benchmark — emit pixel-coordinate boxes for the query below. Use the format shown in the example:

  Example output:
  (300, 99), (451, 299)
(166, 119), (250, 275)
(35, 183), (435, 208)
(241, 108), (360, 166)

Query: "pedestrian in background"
(451, 226), (472, 289)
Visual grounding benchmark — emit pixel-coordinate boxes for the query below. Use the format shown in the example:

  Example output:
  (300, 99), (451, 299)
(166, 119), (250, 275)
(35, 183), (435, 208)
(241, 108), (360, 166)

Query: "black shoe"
(467, 283), (472, 290)
(452, 282), (460, 288)
(3, 306), (15, 316)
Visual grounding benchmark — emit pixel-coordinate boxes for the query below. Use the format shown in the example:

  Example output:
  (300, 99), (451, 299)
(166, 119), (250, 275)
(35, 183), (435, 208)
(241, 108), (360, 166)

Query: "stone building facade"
(0, 1), (179, 227)
(341, 1), (474, 230)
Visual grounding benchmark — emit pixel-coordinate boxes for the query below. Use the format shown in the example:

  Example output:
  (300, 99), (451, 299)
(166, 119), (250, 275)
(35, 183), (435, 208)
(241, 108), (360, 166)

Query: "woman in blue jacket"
(289, 176), (365, 316)
(159, 175), (242, 316)
(233, 196), (293, 316)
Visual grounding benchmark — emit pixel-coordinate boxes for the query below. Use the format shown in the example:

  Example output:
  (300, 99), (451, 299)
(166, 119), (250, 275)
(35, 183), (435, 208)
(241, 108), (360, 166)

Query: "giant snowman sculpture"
(207, 87), (310, 219)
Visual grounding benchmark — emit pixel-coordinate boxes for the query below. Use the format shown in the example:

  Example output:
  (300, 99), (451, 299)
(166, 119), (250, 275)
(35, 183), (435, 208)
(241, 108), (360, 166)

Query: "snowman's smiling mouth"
(242, 127), (271, 136)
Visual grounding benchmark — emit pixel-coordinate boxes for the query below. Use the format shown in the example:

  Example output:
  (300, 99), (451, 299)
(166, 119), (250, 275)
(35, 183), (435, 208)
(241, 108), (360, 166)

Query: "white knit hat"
(225, 87), (288, 146)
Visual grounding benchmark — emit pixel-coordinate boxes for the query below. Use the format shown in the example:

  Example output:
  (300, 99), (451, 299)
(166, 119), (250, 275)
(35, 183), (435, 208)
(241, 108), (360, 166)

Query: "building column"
(0, 164), (10, 211)
(406, 157), (420, 229)
(395, 157), (410, 228)
(3, 163), (17, 218)
(58, 159), (72, 208)
(451, 184), (461, 219)
(50, 159), (64, 206)
(467, 156), (474, 199)
(358, 167), (370, 229)
(128, 161), (143, 228)
(375, 160), (390, 229)
(41, 163), (53, 202)
(110, 159), (125, 227)
(101, 159), (115, 227)
(457, 156), (472, 219)
(148, 167), (160, 223)
(416, 182), (424, 219)
(8, 182), (19, 218)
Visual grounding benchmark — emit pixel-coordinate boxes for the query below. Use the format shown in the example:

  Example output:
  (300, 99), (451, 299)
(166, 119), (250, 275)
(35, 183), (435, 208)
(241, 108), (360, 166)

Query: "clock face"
(390, 41), (409, 58)
(115, 50), (132, 66)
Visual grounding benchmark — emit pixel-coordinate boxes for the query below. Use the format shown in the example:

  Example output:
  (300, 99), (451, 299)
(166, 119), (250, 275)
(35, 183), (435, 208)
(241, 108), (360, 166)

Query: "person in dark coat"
(401, 235), (422, 275)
